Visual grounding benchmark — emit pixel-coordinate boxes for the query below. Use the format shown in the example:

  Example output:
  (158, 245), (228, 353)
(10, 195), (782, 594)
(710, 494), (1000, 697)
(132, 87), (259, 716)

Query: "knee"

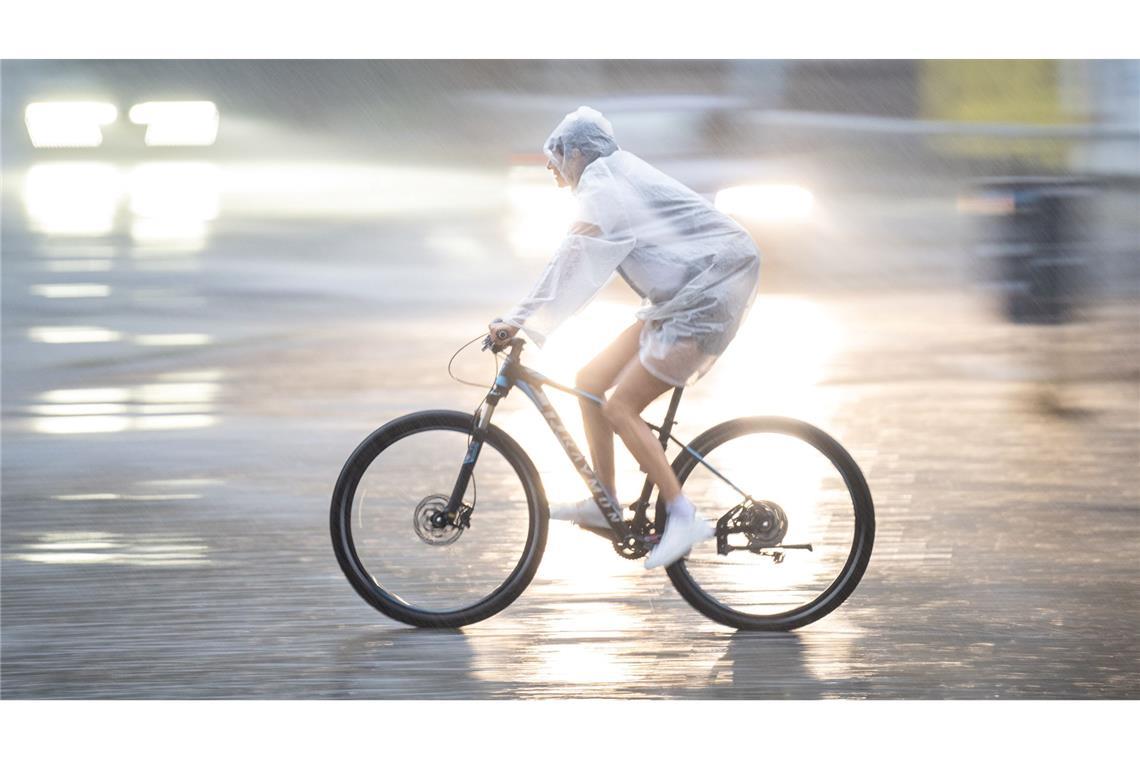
(601, 397), (634, 428)
(575, 367), (606, 396)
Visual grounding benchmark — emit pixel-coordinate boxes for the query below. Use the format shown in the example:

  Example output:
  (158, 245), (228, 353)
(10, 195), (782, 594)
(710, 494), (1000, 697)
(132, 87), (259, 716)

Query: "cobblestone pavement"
(3, 230), (1138, 699)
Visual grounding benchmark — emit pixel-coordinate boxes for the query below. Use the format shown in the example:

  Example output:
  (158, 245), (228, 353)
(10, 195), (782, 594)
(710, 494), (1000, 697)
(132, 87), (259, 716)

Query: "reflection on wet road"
(2, 215), (1139, 699)
(25, 372), (220, 435)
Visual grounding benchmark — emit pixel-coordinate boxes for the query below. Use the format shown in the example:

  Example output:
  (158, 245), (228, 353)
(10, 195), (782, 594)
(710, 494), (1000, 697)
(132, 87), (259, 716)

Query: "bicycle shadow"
(698, 630), (861, 698)
(325, 625), (865, 699)
(329, 627), (497, 699)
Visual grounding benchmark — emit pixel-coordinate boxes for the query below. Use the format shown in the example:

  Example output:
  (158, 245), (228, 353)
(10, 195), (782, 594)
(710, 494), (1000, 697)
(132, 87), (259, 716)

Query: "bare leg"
(574, 321), (644, 502)
(606, 349), (721, 569)
(602, 355), (686, 505)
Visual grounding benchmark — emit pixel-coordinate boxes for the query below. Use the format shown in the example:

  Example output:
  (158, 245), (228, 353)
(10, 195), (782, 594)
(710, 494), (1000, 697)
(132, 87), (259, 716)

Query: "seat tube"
(658, 386), (684, 444)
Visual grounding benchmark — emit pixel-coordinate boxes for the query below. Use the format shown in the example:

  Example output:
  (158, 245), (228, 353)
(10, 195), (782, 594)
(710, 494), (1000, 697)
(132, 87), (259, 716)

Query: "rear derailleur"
(715, 499), (811, 560)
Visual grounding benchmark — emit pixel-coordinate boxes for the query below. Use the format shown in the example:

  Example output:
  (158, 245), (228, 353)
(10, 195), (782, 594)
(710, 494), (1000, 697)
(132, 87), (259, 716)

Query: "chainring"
(613, 532), (651, 560)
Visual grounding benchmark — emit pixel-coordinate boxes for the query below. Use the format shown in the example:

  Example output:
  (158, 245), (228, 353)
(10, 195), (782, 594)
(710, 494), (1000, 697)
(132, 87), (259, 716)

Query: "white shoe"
(644, 510), (716, 569)
(549, 497), (617, 531)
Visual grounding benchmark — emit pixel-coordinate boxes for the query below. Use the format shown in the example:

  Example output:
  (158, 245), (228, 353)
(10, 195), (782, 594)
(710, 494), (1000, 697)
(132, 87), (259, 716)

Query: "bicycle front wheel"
(330, 410), (548, 628)
(665, 417), (874, 631)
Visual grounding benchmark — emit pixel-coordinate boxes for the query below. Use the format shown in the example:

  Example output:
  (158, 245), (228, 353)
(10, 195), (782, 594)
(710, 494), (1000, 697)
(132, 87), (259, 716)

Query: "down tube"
(514, 380), (625, 527)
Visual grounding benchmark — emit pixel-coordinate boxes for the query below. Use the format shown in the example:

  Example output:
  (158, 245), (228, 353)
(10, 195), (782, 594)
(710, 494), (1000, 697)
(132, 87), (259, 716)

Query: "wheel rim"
(674, 426), (868, 623)
(343, 426), (536, 615)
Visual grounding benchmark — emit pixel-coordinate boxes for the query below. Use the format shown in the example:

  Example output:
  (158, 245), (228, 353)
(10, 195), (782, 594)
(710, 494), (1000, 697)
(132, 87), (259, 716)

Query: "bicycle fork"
(443, 371), (508, 521)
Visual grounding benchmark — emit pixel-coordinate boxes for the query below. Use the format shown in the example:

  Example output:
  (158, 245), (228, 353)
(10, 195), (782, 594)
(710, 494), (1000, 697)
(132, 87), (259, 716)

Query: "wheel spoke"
(331, 413), (545, 626)
(668, 419), (873, 630)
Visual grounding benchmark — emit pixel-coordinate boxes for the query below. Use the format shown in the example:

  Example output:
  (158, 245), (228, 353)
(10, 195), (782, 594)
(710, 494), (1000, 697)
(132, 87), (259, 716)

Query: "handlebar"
(482, 322), (516, 353)
(481, 332), (526, 355)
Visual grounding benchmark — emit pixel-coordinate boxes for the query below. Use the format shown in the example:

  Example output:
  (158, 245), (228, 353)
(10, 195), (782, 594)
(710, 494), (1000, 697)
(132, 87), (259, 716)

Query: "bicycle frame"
(446, 338), (751, 550)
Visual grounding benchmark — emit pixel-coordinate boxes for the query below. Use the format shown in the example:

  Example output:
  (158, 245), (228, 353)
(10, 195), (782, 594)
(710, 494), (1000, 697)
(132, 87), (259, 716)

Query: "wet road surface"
(3, 223), (1139, 699)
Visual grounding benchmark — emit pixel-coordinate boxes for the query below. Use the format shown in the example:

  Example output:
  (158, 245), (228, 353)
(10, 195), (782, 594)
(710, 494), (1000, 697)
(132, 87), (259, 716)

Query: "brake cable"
(447, 333), (501, 389)
(445, 332), (503, 522)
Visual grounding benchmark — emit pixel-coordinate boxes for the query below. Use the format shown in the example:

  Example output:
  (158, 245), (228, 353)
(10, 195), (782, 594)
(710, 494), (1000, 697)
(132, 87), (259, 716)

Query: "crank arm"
(576, 524), (617, 539)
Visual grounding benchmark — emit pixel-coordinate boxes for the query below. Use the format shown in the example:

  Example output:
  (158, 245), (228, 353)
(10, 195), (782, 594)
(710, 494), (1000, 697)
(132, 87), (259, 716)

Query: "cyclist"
(488, 106), (760, 569)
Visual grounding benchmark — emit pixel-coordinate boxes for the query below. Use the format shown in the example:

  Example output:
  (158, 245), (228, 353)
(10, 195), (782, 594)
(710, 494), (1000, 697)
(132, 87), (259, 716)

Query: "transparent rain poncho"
(504, 107), (761, 387)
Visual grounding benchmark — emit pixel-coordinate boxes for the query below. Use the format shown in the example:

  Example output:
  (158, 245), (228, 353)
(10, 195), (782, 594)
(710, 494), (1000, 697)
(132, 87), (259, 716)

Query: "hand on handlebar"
(484, 320), (519, 352)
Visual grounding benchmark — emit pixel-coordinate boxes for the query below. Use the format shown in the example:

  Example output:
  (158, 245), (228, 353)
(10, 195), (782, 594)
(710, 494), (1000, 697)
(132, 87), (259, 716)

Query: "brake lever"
(482, 327), (511, 353)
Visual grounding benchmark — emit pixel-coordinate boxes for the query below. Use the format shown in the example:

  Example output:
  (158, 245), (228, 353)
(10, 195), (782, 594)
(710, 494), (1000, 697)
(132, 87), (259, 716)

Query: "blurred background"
(2, 61), (1138, 699)
(4, 61), (1139, 280)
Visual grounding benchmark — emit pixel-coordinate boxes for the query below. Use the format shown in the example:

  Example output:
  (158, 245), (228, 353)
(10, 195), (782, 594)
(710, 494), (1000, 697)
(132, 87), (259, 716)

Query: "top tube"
(497, 334), (684, 413)
(497, 338), (606, 407)
(520, 367), (606, 407)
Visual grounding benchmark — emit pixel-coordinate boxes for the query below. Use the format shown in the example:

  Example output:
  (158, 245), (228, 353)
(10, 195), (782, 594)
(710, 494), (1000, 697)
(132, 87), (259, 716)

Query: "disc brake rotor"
(744, 499), (788, 547)
(413, 494), (464, 546)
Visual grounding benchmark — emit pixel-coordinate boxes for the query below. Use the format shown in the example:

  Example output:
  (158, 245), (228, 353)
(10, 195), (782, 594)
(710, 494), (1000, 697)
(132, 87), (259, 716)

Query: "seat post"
(657, 386), (684, 446)
(634, 386), (685, 509)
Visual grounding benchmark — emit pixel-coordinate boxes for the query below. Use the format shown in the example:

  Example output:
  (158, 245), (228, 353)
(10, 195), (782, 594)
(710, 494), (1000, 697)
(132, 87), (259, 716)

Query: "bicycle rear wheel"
(665, 417), (874, 630)
(330, 410), (548, 628)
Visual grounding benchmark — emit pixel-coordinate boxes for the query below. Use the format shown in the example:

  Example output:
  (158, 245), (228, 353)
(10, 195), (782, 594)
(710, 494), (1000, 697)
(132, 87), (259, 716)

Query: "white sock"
(665, 493), (695, 521)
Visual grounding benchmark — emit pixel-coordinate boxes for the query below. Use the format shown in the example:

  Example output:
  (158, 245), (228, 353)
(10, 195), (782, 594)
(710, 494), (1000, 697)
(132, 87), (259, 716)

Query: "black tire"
(664, 417), (874, 631)
(330, 410), (548, 628)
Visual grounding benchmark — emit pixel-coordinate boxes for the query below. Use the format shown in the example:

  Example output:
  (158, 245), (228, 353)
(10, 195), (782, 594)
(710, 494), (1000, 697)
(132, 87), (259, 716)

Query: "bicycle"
(330, 333), (874, 630)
